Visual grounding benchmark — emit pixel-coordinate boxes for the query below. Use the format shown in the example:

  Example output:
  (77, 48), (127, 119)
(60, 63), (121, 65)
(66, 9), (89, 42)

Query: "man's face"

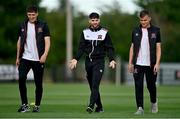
(89, 18), (100, 28)
(140, 15), (151, 28)
(27, 12), (38, 23)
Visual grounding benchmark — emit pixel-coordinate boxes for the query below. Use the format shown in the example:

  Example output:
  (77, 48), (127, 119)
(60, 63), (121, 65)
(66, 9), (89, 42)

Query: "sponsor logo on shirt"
(97, 35), (102, 40)
(151, 33), (156, 39)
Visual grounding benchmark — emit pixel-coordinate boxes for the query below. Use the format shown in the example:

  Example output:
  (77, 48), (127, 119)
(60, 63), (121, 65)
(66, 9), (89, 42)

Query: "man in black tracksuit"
(69, 12), (116, 113)
(16, 5), (50, 112)
(128, 10), (161, 115)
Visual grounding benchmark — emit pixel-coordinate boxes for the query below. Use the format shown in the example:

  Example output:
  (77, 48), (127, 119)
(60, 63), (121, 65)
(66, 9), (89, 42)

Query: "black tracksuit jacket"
(75, 26), (115, 61)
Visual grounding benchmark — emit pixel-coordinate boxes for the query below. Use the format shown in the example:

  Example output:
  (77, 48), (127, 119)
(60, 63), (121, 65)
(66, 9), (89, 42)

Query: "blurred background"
(0, 0), (180, 85)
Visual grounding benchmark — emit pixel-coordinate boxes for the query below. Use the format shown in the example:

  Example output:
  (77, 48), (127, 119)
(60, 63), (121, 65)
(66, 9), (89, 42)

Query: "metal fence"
(124, 63), (180, 85)
(0, 61), (180, 85)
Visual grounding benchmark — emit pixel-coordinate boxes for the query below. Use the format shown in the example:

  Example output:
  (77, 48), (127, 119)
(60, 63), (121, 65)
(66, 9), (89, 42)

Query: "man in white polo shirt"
(128, 10), (161, 115)
(16, 5), (50, 112)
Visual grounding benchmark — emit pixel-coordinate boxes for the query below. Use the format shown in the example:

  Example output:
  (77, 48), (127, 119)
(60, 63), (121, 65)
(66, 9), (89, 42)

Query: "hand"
(109, 60), (116, 69)
(69, 59), (77, 70)
(16, 58), (20, 67)
(128, 64), (134, 73)
(154, 63), (160, 74)
(40, 54), (47, 63)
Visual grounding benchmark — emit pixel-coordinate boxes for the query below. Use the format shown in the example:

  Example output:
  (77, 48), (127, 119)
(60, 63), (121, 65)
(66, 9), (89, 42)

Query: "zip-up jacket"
(132, 25), (161, 65)
(75, 26), (115, 61)
(18, 19), (50, 59)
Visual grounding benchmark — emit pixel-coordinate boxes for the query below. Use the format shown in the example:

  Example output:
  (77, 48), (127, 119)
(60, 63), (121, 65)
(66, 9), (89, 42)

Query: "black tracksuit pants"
(18, 59), (44, 106)
(133, 65), (157, 109)
(85, 57), (105, 109)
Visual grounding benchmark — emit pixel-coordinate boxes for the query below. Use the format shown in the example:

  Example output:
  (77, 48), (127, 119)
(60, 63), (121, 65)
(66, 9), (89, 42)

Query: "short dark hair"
(26, 5), (38, 13)
(89, 12), (100, 19)
(139, 10), (150, 18)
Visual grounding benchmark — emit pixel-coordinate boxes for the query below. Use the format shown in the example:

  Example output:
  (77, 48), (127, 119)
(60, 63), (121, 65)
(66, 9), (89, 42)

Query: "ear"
(149, 16), (151, 21)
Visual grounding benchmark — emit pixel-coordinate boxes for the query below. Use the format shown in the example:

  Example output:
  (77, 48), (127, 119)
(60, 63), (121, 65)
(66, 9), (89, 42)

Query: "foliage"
(0, 0), (179, 65)
(45, 11), (66, 64)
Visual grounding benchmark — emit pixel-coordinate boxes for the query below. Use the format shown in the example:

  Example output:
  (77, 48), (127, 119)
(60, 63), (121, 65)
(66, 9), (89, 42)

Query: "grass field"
(0, 82), (180, 118)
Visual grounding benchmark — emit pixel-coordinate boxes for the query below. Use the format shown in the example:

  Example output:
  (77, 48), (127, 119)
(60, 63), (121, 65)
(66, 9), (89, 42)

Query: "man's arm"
(104, 32), (116, 69)
(156, 43), (161, 65)
(69, 32), (85, 70)
(128, 43), (134, 73)
(154, 27), (161, 73)
(40, 36), (50, 63)
(104, 32), (115, 62)
(16, 37), (21, 67)
(154, 43), (161, 73)
(74, 32), (85, 61)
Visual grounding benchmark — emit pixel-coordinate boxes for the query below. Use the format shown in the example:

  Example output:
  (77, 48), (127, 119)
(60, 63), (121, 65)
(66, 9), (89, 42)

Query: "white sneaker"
(134, 107), (144, 115)
(151, 102), (158, 113)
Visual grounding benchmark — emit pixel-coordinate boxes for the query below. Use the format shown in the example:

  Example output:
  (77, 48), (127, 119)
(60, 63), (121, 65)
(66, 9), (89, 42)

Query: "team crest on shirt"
(38, 27), (43, 33)
(97, 35), (102, 40)
(135, 33), (139, 36)
(21, 29), (24, 32)
(151, 33), (156, 38)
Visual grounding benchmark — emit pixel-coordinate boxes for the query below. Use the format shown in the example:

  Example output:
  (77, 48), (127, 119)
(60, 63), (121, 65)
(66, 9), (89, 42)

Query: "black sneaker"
(86, 106), (93, 113)
(32, 105), (40, 112)
(17, 104), (30, 112)
(95, 107), (104, 113)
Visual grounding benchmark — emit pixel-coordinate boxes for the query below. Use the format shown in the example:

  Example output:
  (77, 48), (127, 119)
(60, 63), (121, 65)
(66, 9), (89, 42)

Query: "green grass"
(0, 83), (180, 118)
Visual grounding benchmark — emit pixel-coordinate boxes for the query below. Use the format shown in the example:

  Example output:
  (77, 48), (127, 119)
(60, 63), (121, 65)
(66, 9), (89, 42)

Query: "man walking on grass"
(128, 10), (161, 115)
(69, 12), (116, 113)
(16, 5), (50, 112)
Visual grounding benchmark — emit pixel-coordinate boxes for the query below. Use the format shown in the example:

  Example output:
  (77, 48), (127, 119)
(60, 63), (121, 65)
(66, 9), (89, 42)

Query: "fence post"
(115, 56), (121, 86)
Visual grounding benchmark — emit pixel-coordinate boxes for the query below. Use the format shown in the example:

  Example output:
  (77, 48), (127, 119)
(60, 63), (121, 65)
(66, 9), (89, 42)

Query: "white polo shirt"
(22, 22), (39, 61)
(136, 28), (150, 66)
